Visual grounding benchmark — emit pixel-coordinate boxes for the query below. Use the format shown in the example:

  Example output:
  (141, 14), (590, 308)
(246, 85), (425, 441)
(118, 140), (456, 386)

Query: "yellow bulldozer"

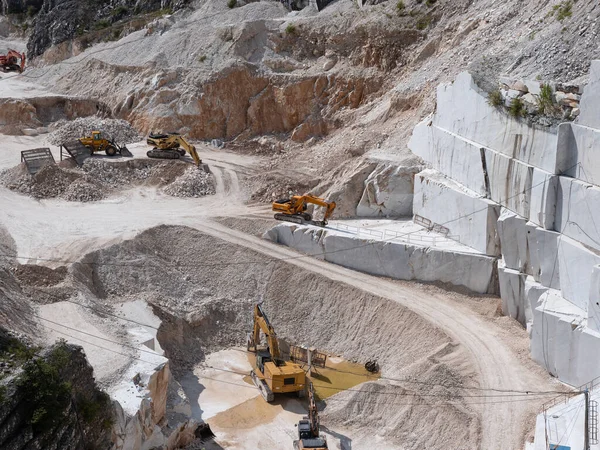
(247, 303), (306, 402)
(272, 195), (336, 227)
(146, 132), (208, 171)
(79, 131), (132, 157)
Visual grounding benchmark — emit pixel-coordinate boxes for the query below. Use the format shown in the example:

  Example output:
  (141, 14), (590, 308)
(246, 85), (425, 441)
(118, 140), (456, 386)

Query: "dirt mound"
(63, 179), (105, 202)
(68, 224), (482, 448)
(12, 265), (68, 287)
(163, 168), (216, 198)
(48, 117), (141, 146)
(0, 159), (216, 202)
(1, 164), (82, 199)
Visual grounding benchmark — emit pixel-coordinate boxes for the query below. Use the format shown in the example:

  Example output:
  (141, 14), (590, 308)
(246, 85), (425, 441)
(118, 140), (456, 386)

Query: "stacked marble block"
(408, 63), (600, 386)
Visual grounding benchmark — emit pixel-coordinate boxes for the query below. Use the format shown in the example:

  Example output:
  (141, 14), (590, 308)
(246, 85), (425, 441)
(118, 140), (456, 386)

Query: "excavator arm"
(251, 303), (281, 360)
(173, 136), (202, 167)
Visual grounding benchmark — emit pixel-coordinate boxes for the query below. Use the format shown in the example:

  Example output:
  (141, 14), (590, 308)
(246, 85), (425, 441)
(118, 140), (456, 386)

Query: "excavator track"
(273, 214), (326, 227)
(250, 370), (274, 402)
(147, 148), (181, 160)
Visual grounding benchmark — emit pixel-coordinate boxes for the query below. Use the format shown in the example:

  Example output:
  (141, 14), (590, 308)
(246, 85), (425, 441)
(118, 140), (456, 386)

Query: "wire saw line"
(7, 294), (574, 396)
(0, 162), (583, 269)
(28, 310), (573, 398)
(41, 323), (571, 407)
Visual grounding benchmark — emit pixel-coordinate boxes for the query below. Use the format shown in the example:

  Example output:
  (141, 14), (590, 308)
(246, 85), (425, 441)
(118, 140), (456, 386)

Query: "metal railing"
(542, 374), (600, 412)
(331, 222), (460, 247)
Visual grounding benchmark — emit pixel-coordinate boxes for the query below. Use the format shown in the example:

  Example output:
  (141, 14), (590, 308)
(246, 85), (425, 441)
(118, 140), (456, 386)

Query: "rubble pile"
(49, 118), (141, 145)
(63, 179), (105, 202)
(163, 168), (216, 198)
(0, 159), (216, 202)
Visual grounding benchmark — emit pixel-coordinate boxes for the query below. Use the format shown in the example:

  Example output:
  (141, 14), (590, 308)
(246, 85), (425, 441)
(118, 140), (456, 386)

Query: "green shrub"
(94, 19), (111, 30)
(553, 1), (572, 21)
(227, 0), (237, 8)
(396, 0), (405, 13)
(509, 97), (526, 118)
(416, 16), (431, 30)
(285, 23), (297, 34)
(77, 393), (109, 424)
(425, 0), (436, 6)
(198, 55), (207, 62)
(111, 6), (128, 17)
(537, 83), (556, 115)
(18, 343), (73, 433)
(487, 90), (503, 107)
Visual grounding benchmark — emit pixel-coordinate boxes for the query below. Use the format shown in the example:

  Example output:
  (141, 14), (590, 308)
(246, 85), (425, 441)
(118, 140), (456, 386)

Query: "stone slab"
(264, 223), (497, 294)
(408, 119), (487, 196)
(555, 176), (600, 253)
(356, 164), (422, 218)
(558, 122), (600, 187)
(578, 60), (600, 129)
(498, 265), (529, 326)
(434, 72), (560, 173)
(497, 210), (531, 273)
(413, 169), (500, 255)
(556, 235), (600, 312)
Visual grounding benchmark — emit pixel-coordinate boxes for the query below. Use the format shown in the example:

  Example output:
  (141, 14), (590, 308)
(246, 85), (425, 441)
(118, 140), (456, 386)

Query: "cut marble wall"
(413, 169), (501, 255)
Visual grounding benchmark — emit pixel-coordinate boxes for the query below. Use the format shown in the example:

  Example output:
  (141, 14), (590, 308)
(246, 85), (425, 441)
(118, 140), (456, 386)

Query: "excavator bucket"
(119, 146), (133, 157)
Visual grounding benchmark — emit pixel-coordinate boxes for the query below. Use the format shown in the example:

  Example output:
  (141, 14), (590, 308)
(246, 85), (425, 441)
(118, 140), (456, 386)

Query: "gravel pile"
(0, 159), (215, 202)
(2, 164), (81, 199)
(163, 168), (216, 198)
(63, 179), (105, 202)
(49, 118), (141, 145)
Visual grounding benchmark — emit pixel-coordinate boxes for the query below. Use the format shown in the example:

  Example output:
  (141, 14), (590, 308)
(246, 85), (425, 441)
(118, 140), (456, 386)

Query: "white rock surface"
(264, 223), (497, 293)
(578, 60), (600, 129)
(356, 164), (422, 218)
(498, 263), (529, 326)
(432, 72), (559, 173)
(556, 235), (600, 312)
(555, 176), (600, 253)
(496, 210), (530, 273)
(413, 169), (500, 255)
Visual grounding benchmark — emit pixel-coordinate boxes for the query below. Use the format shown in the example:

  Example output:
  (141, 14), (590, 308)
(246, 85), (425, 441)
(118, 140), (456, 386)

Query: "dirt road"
(194, 220), (554, 449)
(0, 133), (554, 448)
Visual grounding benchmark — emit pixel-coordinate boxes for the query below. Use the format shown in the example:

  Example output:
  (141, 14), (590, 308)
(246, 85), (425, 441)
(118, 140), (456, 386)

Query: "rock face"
(0, 0), (42, 15)
(26, 0), (189, 58)
(0, 96), (107, 135)
(408, 62), (600, 387)
(0, 336), (113, 450)
(356, 164), (424, 218)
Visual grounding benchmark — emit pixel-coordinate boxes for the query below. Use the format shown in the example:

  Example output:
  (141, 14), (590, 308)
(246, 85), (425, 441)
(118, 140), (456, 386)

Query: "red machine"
(0, 50), (26, 73)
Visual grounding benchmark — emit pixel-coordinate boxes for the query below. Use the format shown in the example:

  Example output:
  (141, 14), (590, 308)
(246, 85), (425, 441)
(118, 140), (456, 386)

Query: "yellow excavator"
(79, 131), (132, 157)
(272, 195), (336, 227)
(294, 382), (328, 450)
(247, 303), (306, 402)
(146, 132), (208, 171)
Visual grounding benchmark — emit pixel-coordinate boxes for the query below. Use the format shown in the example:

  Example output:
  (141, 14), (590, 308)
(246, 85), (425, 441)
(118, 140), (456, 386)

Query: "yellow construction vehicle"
(247, 303), (306, 402)
(79, 131), (132, 157)
(146, 132), (208, 170)
(294, 382), (328, 450)
(272, 195), (336, 227)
